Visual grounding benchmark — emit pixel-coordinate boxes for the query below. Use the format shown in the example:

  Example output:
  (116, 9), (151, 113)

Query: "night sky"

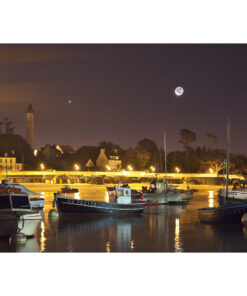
(0, 44), (247, 153)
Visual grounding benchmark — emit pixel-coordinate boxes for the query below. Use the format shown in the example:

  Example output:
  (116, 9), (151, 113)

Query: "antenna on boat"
(226, 116), (230, 199)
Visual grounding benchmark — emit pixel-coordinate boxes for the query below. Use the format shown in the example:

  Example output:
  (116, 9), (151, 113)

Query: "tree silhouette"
(179, 129), (196, 171)
(205, 132), (218, 150)
(0, 121), (4, 134)
(4, 117), (15, 134)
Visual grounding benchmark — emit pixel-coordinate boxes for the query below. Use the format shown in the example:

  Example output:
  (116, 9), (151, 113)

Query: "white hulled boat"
(218, 180), (247, 202)
(0, 180), (45, 209)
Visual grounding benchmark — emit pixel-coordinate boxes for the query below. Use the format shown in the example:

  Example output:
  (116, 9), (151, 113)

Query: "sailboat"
(198, 117), (247, 223)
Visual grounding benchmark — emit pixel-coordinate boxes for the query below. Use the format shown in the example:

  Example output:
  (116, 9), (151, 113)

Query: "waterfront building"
(26, 104), (34, 150)
(108, 150), (122, 171)
(0, 154), (23, 171)
(96, 148), (109, 171)
(95, 148), (122, 171)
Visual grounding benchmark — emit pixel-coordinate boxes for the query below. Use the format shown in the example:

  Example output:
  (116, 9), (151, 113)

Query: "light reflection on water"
(40, 221), (46, 252)
(130, 240), (135, 251)
(208, 190), (214, 208)
(174, 218), (183, 252)
(74, 192), (80, 200)
(106, 241), (111, 253)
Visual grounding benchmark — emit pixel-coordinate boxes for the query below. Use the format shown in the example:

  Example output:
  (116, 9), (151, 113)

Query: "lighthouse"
(26, 104), (34, 150)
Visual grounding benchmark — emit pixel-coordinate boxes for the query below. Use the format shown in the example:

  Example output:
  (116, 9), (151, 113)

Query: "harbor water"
(1, 184), (247, 252)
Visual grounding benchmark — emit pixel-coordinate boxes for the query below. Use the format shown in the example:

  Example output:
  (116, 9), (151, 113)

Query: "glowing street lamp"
(74, 164), (80, 171)
(209, 168), (214, 174)
(150, 166), (155, 172)
(127, 165), (133, 171)
(106, 165), (111, 171)
(175, 167), (180, 173)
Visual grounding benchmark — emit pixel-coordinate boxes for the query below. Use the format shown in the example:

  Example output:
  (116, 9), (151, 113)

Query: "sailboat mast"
(164, 131), (167, 181)
(226, 116), (230, 198)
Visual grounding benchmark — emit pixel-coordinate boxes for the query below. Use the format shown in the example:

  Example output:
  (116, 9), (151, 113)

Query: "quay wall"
(0, 170), (243, 185)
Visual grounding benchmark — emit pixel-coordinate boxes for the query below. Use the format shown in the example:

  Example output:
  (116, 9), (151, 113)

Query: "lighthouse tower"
(26, 104), (34, 150)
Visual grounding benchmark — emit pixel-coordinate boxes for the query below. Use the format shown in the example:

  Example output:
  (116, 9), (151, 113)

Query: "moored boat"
(198, 202), (247, 223)
(0, 183), (42, 237)
(0, 180), (45, 209)
(61, 185), (79, 194)
(54, 184), (145, 215)
(218, 181), (247, 204)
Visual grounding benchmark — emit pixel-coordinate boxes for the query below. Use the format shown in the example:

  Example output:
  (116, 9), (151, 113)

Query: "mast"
(164, 131), (167, 188)
(226, 116), (230, 199)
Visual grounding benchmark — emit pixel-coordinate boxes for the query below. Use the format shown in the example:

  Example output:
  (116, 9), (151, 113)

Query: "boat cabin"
(0, 192), (32, 216)
(107, 184), (132, 204)
(142, 180), (167, 193)
(232, 181), (247, 191)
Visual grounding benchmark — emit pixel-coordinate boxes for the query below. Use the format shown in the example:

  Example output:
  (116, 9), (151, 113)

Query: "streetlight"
(106, 165), (111, 171)
(209, 168), (214, 174)
(74, 164), (80, 171)
(150, 166), (155, 172)
(127, 165), (133, 171)
(175, 167), (180, 173)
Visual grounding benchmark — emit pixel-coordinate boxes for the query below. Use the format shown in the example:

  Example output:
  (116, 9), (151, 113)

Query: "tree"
(135, 146), (150, 170)
(205, 133), (218, 150)
(137, 138), (159, 169)
(4, 117), (15, 134)
(0, 133), (34, 166)
(0, 121), (4, 134)
(179, 129), (196, 172)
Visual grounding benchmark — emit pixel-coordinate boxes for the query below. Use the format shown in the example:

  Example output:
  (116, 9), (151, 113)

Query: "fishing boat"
(0, 180), (45, 209)
(138, 180), (168, 204)
(60, 185), (79, 194)
(132, 181), (192, 205)
(198, 117), (247, 223)
(166, 189), (192, 205)
(54, 184), (145, 215)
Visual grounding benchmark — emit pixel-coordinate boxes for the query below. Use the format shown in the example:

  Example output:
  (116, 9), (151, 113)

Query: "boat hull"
(218, 189), (247, 200)
(140, 192), (168, 204)
(55, 195), (145, 215)
(198, 202), (247, 223)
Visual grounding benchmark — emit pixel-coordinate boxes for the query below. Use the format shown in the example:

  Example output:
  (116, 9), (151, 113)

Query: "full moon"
(174, 86), (184, 96)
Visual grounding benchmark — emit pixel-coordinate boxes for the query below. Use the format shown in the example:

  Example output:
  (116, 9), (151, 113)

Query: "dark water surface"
(1, 187), (247, 252)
